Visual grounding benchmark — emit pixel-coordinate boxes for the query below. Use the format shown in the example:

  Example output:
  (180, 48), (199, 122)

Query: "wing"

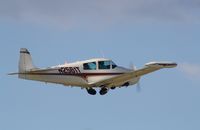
(90, 62), (177, 87)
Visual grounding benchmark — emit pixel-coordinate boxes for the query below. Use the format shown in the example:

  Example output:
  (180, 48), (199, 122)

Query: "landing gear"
(86, 88), (97, 95)
(111, 86), (116, 90)
(99, 87), (108, 95)
(86, 87), (111, 95)
(122, 82), (129, 87)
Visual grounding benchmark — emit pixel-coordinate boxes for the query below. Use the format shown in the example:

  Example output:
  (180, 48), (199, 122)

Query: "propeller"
(129, 62), (136, 71)
(136, 80), (141, 93)
(130, 62), (141, 93)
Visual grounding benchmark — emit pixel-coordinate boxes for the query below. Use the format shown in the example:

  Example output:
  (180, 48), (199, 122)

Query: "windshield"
(111, 61), (117, 69)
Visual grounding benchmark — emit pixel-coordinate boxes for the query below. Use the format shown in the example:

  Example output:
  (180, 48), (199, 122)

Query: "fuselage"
(19, 58), (140, 88)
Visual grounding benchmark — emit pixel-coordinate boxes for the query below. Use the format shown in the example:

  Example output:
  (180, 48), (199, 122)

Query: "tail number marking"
(58, 67), (81, 74)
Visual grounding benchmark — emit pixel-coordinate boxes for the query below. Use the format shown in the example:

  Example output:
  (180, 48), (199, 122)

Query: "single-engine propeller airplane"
(9, 48), (177, 95)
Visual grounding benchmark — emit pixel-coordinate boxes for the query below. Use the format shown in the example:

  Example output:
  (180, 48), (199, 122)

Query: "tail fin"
(19, 48), (36, 72)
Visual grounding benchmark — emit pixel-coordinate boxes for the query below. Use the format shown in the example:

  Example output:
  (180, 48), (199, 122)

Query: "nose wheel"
(86, 88), (97, 95)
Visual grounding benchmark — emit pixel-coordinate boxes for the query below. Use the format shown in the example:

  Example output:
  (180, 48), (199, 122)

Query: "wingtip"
(146, 62), (178, 68)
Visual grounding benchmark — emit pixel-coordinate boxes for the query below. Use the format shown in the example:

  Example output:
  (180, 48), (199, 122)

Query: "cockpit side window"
(98, 61), (111, 69)
(83, 62), (96, 70)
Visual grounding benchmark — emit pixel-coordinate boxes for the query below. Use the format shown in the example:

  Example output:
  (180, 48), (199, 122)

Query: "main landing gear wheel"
(111, 86), (116, 90)
(86, 88), (96, 95)
(122, 82), (129, 87)
(99, 88), (108, 95)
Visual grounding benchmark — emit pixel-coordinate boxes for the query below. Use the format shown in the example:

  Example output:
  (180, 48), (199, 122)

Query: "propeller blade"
(136, 81), (141, 93)
(129, 62), (136, 70)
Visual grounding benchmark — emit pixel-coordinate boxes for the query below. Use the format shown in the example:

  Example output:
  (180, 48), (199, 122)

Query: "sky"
(1, 0), (200, 130)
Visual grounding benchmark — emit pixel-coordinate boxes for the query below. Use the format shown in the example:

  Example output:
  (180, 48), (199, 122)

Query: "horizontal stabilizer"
(8, 72), (20, 75)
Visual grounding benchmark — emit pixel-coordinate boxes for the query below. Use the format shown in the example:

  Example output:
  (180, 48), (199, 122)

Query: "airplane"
(9, 48), (177, 95)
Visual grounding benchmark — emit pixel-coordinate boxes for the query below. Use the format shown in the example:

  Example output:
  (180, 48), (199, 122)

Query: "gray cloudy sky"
(1, 0), (200, 27)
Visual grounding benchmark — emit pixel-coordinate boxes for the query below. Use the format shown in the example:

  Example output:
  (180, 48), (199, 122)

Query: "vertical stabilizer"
(19, 48), (36, 72)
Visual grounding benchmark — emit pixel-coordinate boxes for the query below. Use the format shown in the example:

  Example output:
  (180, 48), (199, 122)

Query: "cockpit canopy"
(83, 60), (117, 70)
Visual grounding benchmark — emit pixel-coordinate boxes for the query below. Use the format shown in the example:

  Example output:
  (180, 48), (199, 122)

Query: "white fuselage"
(19, 58), (140, 88)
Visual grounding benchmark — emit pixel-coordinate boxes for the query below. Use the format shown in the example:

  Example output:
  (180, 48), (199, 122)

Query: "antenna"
(99, 50), (105, 58)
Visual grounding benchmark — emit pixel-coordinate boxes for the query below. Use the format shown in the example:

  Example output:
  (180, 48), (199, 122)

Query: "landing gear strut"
(86, 88), (96, 95)
(99, 87), (108, 95)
